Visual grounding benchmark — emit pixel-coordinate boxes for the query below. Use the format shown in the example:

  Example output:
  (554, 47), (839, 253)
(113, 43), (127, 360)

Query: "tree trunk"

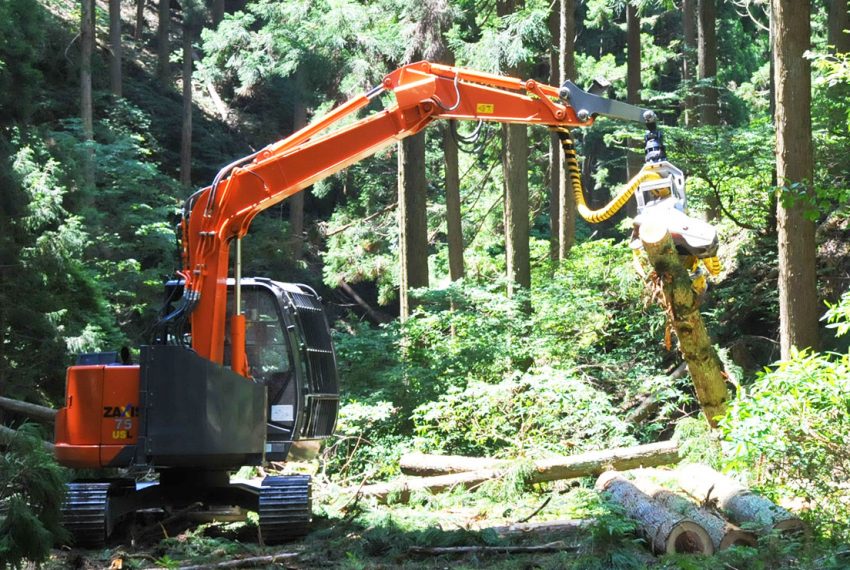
(482, 519), (592, 537)
(289, 71), (307, 260)
(829, 0), (850, 53)
(157, 0), (171, 86)
(135, 0), (145, 41)
(671, 464), (805, 534)
(212, 0), (225, 28)
(180, 23), (193, 187)
(352, 441), (680, 503)
(698, 0), (719, 125)
(596, 472), (713, 554)
(628, 473), (757, 550)
(682, 0), (697, 125)
(444, 122), (464, 281)
(502, 122), (530, 300)
(626, 3), (642, 192)
(498, 0), (530, 301)
(548, 6), (560, 263)
(400, 453), (507, 476)
(398, 134), (429, 321)
(558, 0), (577, 260)
(772, 0), (818, 358)
(0, 396), (57, 423)
(109, 0), (122, 97)
(81, 0), (95, 188)
(639, 222), (728, 426)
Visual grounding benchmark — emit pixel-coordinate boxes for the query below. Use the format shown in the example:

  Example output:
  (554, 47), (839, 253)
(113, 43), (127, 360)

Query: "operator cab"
(223, 278), (339, 461)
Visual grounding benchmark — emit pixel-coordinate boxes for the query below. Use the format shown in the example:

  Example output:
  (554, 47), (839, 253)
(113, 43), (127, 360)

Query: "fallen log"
(400, 453), (508, 476)
(628, 473), (756, 550)
(353, 440), (680, 503)
(408, 541), (576, 556)
(670, 464), (804, 535)
(639, 222), (729, 427)
(596, 472), (713, 555)
(0, 396), (57, 423)
(0, 424), (54, 452)
(481, 518), (593, 538)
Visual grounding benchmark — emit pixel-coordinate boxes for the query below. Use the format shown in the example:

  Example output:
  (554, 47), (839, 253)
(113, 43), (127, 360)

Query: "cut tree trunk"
(400, 453), (507, 476)
(353, 441), (679, 503)
(671, 464), (805, 535)
(0, 396), (57, 423)
(482, 518), (592, 537)
(596, 472), (713, 555)
(629, 473), (756, 550)
(639, 222), (728, 426)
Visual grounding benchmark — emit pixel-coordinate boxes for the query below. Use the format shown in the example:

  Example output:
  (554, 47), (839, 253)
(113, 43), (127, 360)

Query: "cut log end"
(773, 517), (806, 536)
(719, 529), (758, 549)
(638, 219), (671, 248)
(667, 520), (713, 555)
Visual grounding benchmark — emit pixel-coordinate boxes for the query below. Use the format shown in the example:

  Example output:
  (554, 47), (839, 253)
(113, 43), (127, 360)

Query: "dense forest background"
(1, 0), (850, 567)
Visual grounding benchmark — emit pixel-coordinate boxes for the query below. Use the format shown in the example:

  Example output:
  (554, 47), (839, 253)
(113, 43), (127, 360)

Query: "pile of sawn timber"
(347, 443), (804, 558)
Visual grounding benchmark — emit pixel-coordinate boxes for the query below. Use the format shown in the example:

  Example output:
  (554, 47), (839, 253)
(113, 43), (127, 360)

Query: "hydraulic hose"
(555, 129), (661, 224)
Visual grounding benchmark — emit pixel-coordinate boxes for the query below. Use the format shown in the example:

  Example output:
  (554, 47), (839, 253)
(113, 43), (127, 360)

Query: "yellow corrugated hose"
(555, 128), (662, 224)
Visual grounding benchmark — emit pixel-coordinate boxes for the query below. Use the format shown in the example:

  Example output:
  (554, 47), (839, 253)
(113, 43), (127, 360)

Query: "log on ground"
(628, 473), (756, 549)
(639, 221), (729, 427)
(480, 518), (593, 538)
(671, 464), (804, 535)
(408, 541), (576, 556)
(596, 471), (713, 555)
(400, 453), (508, 476)
(353, 440), (680, 504)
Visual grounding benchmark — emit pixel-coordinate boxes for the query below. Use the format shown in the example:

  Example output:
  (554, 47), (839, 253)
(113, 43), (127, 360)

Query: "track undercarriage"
(61, 471), (311, 547)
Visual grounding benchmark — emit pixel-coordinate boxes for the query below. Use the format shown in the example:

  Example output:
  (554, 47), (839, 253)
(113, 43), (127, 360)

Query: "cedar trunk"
(558, 0), (577, 260)
(596, 472), (712, 554)
(444, 122), (464, 281)
(682, 0), (697, 125)
(639, 223), (728, 426)
(829, 0), (850, 54)
(548, 5), (560, 263)
(212, 0), (225, 27)
(81, 0), (95, 188)
(353, 441), (680, 503)
(629, 473), (757, 550)
(157, 0), (171, 86)
(398, 134), (429, 321)
(772, 0), (818, 358)
(289, 72), (307, 260)
(626, 3), (642, 207)
(672, 464), (805, 534)
(697, 0), (719, 125)
(179, 24), (192, 187)
(109, 0), (122, 97)
(135, 0), (145, 41)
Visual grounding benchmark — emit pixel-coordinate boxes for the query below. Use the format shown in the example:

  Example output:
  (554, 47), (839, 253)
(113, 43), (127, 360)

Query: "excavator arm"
(166, 61), (712, 373)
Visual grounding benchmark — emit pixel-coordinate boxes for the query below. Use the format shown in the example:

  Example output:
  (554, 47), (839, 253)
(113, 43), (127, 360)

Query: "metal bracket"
(558, 80), (656, 125)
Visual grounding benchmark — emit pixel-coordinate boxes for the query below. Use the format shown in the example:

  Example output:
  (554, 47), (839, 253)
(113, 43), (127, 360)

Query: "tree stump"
(639, 221), (729, 426)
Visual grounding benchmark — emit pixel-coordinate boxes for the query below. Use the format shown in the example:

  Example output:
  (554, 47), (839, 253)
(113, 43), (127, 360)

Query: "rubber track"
(62, 482), (111, 547)
(258, 475), (311, 543)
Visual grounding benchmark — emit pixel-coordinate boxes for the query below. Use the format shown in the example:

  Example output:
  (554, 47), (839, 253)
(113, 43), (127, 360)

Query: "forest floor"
(44, 469), (831, 570)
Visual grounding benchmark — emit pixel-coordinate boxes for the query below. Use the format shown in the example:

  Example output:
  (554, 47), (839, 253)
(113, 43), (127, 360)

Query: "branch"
(324, 202), (398, 237)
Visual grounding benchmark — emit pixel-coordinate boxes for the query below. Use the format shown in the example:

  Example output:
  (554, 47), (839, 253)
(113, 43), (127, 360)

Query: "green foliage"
(0, 424), (69, 568)
(722, 342), (850, 539)
(412, 367), (634, 457)
(0, 0), (45, 123)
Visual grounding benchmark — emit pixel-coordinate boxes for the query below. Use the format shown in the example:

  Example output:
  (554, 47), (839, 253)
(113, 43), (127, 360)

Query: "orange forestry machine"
(53, 62), (719, 545)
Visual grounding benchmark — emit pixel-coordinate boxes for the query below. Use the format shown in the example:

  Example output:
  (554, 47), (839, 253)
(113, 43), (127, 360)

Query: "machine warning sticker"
(476, 103), (495, 114)
(271, 405), (294, 422)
